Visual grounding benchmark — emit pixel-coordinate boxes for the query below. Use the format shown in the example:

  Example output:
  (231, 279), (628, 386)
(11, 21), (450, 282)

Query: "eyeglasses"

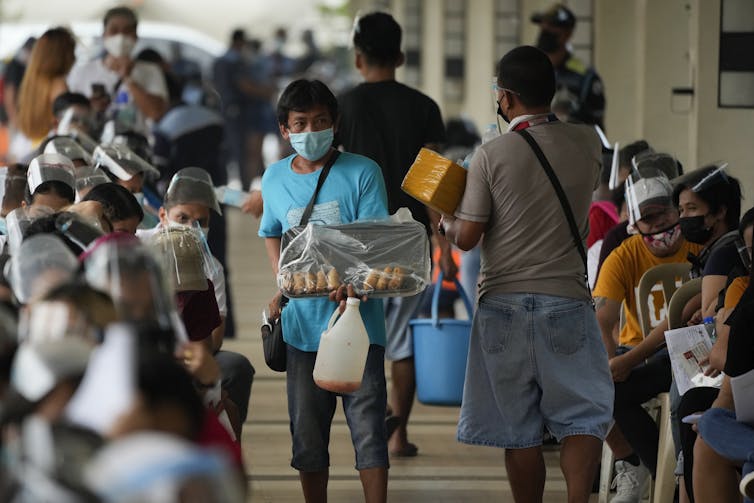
(492, 82), (520, 95)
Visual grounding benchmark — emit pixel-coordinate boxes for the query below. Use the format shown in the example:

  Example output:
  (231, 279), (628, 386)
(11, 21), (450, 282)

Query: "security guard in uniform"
(531, 3), (606, 128)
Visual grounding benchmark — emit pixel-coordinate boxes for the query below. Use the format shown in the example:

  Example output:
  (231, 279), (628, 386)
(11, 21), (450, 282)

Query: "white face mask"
(103, 34), (136, 58)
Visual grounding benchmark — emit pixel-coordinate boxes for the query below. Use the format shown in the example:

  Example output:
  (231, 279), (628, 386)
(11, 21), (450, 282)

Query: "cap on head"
(625, 173), (674, 226)
(165, 167), (221, 215)
(531, 3), (576, 29)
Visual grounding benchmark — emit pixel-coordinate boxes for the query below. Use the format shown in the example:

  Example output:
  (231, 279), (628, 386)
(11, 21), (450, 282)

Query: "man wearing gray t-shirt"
(441, 46), (613, 503)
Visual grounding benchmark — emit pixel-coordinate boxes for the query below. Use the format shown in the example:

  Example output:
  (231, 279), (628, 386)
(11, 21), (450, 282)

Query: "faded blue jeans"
(698, 407), (754, 503)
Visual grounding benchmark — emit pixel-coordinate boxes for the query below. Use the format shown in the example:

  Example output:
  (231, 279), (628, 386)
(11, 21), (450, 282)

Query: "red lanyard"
(512, 114), (559, 131)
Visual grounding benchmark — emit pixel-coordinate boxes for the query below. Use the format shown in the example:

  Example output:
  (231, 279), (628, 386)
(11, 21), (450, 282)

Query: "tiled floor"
(223, 210), (597, 502)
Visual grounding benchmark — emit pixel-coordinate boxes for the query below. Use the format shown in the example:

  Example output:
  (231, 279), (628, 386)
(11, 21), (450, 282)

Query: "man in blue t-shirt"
(258, 79), (389, 502)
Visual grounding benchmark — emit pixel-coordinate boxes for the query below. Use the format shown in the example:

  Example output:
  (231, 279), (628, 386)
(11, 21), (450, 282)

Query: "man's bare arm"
(595, 296), (621, 357)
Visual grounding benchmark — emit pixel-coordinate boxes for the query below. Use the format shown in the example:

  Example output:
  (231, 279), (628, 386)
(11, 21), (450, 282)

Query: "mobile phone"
(682, 413), (703, 425)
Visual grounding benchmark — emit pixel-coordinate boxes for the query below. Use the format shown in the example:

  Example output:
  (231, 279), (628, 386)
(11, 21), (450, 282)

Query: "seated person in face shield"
(82, 182), (144, 234)
(22, 153), (76, 212)
(139, 170), (255, 429)
(593, 168), (703, 496)
(93, 141), (159, 197)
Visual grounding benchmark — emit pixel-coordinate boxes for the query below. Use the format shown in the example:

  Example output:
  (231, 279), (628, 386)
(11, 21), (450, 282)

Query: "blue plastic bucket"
(410, 271), (474, 406)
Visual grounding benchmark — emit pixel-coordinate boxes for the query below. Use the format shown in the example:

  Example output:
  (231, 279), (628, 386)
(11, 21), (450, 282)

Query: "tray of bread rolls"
(277, 210), (431, 298)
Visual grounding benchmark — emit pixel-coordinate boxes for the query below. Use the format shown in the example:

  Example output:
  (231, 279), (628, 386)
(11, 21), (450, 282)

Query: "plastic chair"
(667, 277), (702, 329)
(652, 392), (675, 503)
(636, 263), (691, 338)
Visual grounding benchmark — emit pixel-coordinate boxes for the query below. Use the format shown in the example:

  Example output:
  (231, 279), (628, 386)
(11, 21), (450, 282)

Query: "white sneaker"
(741, 471), (754, 499)
(610, 460), (650, 503)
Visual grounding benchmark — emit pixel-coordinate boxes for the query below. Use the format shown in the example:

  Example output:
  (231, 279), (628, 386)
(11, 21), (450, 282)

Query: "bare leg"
(560, 435), (602, 503)
(606, 424), (634, 459)
(505, 446), (546, 503)
(693, 436), (740, 503)
(388, 358), (416, 454)
(359, 467), (388, 503)
(300, 470), (328, 503)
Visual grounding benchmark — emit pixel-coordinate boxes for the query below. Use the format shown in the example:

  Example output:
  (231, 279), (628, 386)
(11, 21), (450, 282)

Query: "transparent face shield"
(18, 300), (100, 346)
(166, 167), (222, 215)
(149, 226), (210, 293)
(83, 433), (243, 503)
(82, 237), (175, 330)
(690, 162), (730, 193)
(5, 206), (55, 256)
(27, 153), (77, 196)
(6, 234), (79, 304)
(624, 169), (675, 228)
(631, 151), (680, 181)
(43, 136), (93, 166)
(74, 166), (110, 197)
(93, 143), (160, 182)
(56, 107), (98, 154)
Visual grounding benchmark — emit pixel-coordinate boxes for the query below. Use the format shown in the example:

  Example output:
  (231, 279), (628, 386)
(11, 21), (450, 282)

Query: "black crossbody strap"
(299, 150), (340, 226)
(516, 129), (590, 292)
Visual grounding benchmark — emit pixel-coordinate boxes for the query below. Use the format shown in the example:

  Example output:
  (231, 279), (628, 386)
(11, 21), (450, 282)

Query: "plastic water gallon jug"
(313, 298), (369, 394)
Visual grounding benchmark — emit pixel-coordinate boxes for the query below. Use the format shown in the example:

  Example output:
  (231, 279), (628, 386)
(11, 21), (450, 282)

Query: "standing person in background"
(2, 37), (36, 133)
(16, 28), (76, 148)
(337, 11), (453, 458)
(67, 6), (168, 136)
(531, 3), (606, 128)
(214, 29), (250, 189)
(443, 46), (613, 503)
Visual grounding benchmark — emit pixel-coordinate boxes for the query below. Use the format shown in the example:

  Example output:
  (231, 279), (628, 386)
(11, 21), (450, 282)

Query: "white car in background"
(0, 21), (224, 78)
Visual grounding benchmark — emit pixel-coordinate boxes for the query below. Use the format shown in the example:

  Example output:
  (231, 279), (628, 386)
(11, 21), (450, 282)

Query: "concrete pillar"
(690, 0), (754, 198)
(421, 0), (446, 110)
(462, 0), (496, 133)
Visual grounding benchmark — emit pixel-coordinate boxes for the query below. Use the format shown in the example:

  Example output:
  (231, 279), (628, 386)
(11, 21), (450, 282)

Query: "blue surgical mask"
(288, 128), (334, 161)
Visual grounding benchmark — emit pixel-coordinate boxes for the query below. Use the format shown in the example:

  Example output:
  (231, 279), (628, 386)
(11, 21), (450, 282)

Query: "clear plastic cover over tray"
(278, 209), (431, 298)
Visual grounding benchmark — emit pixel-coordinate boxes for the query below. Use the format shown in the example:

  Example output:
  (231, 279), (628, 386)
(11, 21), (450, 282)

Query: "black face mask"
(497, 101), (509, 123)
(536, 30), (561, 53)
(679, 215), (714, 244)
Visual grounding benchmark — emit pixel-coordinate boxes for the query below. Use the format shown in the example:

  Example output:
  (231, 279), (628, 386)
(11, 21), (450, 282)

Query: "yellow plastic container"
(401, 148), (467, 216)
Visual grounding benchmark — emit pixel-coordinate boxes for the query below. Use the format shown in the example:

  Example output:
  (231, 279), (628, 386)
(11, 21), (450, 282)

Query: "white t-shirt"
(67, 58), (168, 135)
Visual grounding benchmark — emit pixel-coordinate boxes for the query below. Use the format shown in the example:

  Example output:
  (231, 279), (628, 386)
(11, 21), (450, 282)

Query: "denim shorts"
(457, 293), (614, 449)
(286, 344), (389, 472)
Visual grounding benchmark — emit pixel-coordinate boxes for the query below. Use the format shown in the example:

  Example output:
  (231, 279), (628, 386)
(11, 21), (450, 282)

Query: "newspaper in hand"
(664, 324), (724, 396)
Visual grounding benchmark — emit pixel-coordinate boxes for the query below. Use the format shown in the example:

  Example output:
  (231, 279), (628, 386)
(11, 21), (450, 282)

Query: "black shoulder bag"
(516, 129), (593, 306)
(261, 150), (341, 372)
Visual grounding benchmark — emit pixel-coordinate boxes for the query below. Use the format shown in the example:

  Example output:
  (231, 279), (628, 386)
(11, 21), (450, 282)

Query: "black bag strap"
(299, 150), (340, 226)
(516, 129), (591, 294)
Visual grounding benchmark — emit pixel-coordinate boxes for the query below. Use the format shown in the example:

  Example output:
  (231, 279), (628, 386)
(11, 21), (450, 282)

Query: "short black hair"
(277, 79), (338, 127)
(103, 6), (138, 29)
(24, 180), (75, 206)
(135, 48), (164, 65)
(353, 12), (402, 67)
(672, 165), (742, 231)
(137, 350), (205, 440)
(496, 46), (555, 108)
(231, 28), (246, 45)
(82, 183), (144, 223)
(52, 92), (90, 117)
(619, 140), (651, 169)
